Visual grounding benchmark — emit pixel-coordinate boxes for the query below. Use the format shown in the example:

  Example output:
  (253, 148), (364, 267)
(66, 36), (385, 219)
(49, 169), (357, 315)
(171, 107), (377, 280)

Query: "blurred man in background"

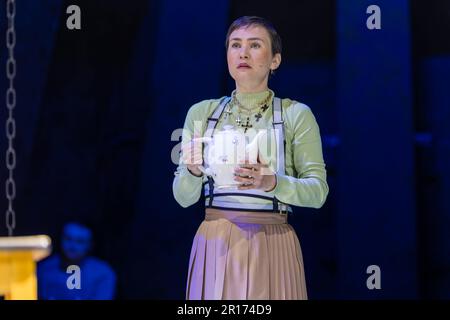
(38, 221), (116, 299)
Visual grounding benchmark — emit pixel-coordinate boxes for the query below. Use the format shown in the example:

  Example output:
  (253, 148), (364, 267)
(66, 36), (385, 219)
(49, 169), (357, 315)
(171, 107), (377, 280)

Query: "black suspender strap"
(272, 97), (286, 213)
(205, 97), (230, 135)
(207, 177), (214, 208)
(203, 97), (231, 207)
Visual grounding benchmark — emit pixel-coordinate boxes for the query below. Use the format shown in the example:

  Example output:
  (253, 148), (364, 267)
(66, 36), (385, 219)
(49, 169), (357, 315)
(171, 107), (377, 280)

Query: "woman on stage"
(173, 16), (329, 300)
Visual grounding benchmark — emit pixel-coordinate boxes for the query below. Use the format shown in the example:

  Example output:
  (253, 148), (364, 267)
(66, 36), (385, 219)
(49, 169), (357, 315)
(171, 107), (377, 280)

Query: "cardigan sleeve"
(272, 103), (329, 209)
(172, 101), (208, 208)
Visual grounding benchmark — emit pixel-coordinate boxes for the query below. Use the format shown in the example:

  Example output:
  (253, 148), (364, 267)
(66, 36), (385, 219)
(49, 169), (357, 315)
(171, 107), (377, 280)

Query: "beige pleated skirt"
(186, 208), (308, 300)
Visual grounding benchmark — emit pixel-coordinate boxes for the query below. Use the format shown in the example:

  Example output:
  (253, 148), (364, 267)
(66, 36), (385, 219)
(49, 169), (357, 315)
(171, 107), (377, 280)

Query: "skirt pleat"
(213, 220), (232, 299)
(186, 216), (308, 300)
(247, 224), (269, 299)
(284, 225), (299, 298)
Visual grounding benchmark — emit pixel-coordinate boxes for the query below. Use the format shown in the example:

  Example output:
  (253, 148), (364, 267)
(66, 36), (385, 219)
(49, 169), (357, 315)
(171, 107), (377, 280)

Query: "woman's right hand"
(181, 135), (204, 177)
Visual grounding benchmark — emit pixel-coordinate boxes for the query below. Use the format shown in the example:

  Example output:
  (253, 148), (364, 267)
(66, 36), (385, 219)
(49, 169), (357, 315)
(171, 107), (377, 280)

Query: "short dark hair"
(225, 16), (282, 56)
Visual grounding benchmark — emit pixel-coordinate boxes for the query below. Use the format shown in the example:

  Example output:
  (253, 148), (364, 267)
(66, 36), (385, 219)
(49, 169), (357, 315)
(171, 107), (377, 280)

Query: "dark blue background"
(0, 0), (449, 299)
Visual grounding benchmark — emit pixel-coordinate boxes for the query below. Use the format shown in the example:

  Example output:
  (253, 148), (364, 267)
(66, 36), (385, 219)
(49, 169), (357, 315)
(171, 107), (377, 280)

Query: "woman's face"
(227, 25), (281, 92)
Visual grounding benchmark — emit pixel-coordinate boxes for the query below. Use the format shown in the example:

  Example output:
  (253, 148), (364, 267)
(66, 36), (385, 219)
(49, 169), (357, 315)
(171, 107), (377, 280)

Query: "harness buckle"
(278, 203), (289, 215)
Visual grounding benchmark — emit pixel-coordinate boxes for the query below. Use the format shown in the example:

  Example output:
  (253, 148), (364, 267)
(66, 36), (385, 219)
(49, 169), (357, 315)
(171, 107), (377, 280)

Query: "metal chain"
(5, 0), (16, 236)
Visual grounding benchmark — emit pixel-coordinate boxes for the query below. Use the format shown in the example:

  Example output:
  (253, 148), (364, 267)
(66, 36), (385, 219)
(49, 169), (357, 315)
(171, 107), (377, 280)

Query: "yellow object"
(0, 235), (51, 300)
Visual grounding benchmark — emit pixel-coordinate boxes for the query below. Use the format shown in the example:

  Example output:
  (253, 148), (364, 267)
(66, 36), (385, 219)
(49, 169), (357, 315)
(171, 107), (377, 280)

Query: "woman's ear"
(271, 53), (281, 71)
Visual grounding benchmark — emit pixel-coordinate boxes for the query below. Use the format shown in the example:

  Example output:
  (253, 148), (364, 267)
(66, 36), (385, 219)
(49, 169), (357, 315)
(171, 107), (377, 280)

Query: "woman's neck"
(232, 88), (272, 111)
(235, 80), (268, 93)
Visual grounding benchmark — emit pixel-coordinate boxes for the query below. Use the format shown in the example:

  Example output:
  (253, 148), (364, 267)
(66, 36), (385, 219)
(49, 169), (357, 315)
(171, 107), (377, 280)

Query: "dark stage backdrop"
(0, 0), (449, 299)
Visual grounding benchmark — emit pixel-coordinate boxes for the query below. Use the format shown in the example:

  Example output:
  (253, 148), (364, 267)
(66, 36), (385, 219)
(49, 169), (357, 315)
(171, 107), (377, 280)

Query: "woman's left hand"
(234, 160), (277, 192)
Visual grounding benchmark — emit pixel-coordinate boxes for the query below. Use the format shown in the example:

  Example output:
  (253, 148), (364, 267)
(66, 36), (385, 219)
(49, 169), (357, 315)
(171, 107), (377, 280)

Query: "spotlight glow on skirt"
(186, 208), (308, 300)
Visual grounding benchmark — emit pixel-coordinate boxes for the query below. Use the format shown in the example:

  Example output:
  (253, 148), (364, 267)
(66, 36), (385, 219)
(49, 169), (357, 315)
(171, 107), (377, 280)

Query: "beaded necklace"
(223, 91), (272, 133)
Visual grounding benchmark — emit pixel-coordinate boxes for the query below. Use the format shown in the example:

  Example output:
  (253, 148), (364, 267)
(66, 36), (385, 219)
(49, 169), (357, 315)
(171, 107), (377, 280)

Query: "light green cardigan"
(172, 90), (329, 210)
